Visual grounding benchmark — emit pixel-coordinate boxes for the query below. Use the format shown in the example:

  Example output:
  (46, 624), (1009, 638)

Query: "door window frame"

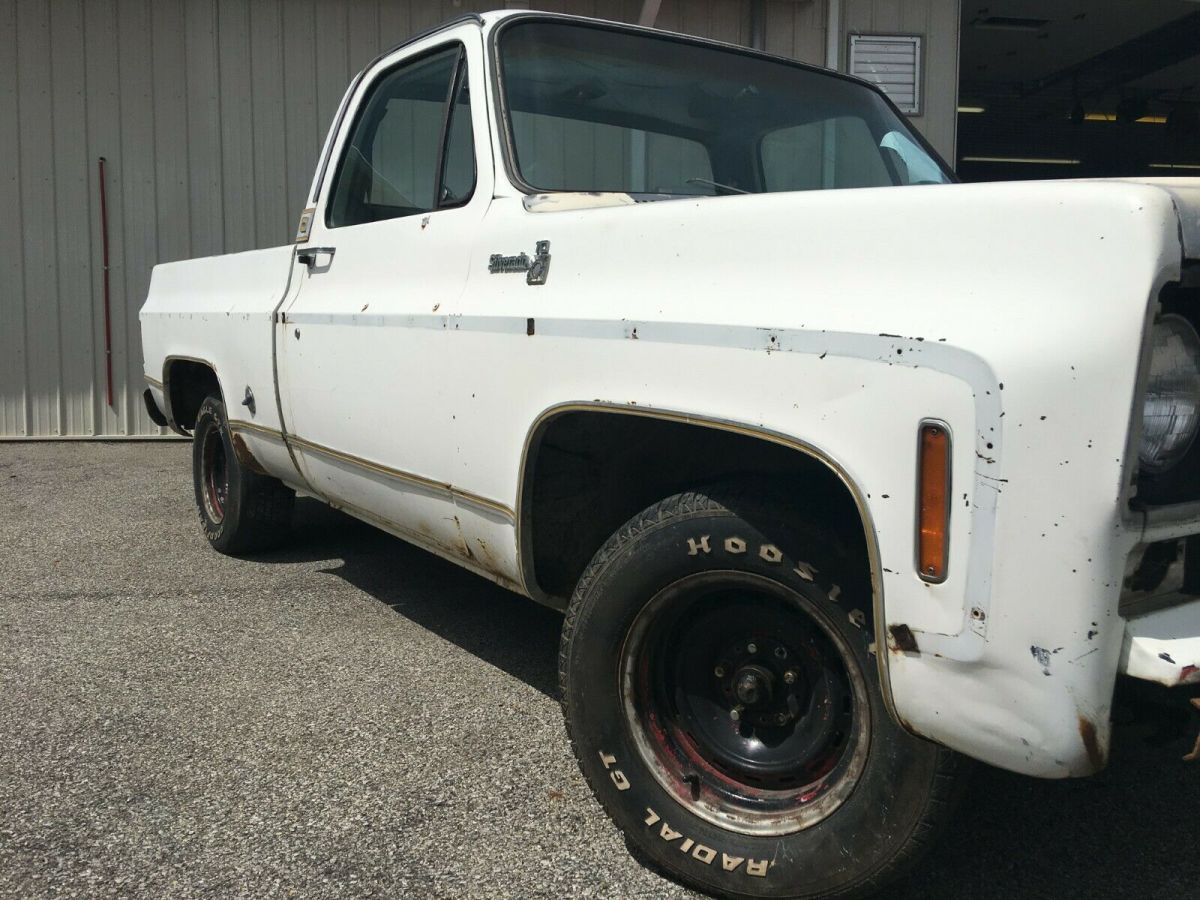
(319, 39), (478, 230)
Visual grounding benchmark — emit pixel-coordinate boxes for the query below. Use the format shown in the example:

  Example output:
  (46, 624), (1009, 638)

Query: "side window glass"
(327, 47), (459, 228)
(439, 68), (475, 206)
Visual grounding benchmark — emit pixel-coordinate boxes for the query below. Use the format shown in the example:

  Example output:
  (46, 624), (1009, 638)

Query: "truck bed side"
(140, 246), (297, 483)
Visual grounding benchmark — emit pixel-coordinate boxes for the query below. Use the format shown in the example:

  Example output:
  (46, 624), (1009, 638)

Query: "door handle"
(296, 246), (336, 269)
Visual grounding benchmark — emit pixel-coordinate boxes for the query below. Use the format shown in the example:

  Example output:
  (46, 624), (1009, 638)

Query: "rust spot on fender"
(1078, 717), (1106, 772)
(450, 515), (474, 559)
(887, 623), (919, 654)
(231, 433), (267, 475)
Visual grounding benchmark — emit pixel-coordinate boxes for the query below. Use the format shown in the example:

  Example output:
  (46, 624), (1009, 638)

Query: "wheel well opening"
(166, 360), (220, 431)
(522, 410), (872, 607)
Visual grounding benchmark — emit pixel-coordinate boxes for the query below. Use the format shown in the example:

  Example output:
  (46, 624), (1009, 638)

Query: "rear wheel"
(192, 394), (294, 554)
(560, 486), (964, 899)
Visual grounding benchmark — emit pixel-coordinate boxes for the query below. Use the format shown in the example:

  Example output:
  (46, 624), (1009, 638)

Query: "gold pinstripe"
(227, 420), (515, 521)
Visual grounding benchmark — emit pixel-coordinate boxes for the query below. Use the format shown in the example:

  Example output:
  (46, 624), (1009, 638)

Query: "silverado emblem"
(489, 240), (551, 285)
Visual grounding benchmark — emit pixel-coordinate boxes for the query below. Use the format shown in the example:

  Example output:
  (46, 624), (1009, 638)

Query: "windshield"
(497, 21), (953, 197)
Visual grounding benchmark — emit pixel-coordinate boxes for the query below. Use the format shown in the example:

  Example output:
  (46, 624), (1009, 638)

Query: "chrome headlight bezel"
(1139, 313), (1200, 473)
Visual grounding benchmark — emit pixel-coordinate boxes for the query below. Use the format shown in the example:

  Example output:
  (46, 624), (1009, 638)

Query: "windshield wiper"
(686, 177), (750, 195)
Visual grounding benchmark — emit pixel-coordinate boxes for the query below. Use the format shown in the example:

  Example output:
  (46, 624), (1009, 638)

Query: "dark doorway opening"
(957, 1), (1200, 182)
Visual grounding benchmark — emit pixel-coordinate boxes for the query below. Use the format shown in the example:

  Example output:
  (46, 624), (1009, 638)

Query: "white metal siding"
(0, 0), (888, 437)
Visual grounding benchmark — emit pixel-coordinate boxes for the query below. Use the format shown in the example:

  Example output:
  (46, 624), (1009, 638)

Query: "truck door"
(277, 31), (491, 560)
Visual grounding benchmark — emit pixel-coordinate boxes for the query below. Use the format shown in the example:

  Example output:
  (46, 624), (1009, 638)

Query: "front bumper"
(1121, 596), (1200, 687)
(1120, 505), (1200, 686)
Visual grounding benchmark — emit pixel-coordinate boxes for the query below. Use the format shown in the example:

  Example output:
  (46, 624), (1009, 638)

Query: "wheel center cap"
(733, 664), (774, 706)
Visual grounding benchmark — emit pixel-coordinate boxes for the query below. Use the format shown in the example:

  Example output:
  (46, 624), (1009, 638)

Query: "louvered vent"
(847, 34), (922, 115)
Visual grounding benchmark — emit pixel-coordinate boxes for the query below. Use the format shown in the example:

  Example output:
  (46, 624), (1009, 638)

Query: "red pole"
(98, 157), (114, 408)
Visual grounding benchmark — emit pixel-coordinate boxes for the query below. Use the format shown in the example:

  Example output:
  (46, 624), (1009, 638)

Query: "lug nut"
(783, 671), (797, 685)
(747, 642), (758, 654)
(730, 705), (743, 722)
(714, 665), (726, 678)
(774, 646), (787, 660)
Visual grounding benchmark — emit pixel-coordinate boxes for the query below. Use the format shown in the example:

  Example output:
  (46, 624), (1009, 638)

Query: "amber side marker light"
(917, 422), (951, 583)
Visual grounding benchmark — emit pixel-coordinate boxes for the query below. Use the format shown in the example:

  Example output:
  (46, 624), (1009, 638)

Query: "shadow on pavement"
(261, 500), (1200, 898)
(256, 498), (565, 700)
(895, 684), (1200, 897)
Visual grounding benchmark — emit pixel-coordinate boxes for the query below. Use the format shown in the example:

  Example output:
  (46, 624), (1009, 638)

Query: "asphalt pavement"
(1, 443), (1197, 899)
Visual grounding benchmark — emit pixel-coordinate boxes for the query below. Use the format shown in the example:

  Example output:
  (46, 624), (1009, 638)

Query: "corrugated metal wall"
(0, 0), (952, 438)
(2, 0), (502, 438)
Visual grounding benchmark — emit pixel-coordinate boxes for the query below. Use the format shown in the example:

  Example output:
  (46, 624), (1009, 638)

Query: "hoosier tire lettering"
(759, 543), (783, 563)
(688, 533), (818, 579)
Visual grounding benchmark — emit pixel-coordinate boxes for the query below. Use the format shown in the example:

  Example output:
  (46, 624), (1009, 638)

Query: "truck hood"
(524, 176), (1200, 259)
(490, 176), (1191, 405)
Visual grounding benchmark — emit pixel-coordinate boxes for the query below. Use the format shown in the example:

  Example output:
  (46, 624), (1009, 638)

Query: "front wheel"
(192, 394), (294, 554)
(560, 487), (964, 899)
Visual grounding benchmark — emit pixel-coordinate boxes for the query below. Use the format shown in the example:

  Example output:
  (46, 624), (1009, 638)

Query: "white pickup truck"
(141, 10), (1200, 899)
